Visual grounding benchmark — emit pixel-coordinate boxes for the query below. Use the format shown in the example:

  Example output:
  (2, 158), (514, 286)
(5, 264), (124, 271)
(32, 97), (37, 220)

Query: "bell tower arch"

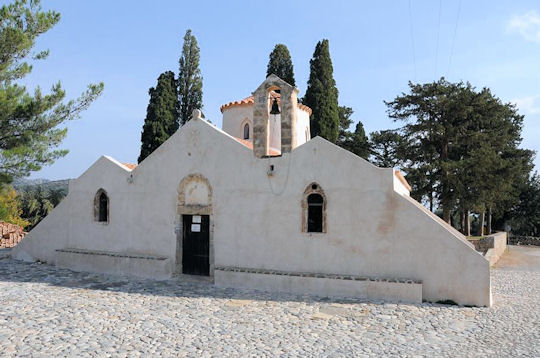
(252, 74), (299, 157)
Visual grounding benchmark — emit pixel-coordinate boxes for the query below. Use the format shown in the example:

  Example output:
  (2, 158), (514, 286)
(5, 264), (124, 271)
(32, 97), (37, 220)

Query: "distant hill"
(12, 178), (71, 231)
(13, 178), (70, 194)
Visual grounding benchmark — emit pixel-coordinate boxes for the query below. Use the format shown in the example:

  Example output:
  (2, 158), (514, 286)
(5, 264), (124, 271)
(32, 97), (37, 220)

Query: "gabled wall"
(12, 117), (490, 306)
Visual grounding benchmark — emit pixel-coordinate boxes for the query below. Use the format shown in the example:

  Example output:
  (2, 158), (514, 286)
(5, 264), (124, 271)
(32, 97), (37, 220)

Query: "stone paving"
(0, 246), (539, 357)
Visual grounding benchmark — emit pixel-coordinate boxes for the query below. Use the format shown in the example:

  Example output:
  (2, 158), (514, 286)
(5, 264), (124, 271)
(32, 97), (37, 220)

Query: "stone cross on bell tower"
(252, 74), (299, 158)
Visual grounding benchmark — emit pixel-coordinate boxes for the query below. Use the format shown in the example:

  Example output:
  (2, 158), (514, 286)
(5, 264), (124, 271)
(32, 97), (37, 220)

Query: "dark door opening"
(182, 214), (210, 276)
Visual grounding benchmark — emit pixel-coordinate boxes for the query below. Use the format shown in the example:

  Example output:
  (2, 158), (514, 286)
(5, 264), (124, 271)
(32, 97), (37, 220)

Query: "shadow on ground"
(0, 257), (399, 306)
(7, 246), (537, 308)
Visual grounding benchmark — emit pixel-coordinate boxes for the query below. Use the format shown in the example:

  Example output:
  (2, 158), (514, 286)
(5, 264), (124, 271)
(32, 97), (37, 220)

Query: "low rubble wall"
(508, 236), (540, 246)
(0, 222), (26, 249)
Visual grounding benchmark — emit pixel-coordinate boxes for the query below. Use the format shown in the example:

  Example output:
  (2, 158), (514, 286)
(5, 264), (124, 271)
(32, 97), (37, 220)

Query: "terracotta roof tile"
(221, 92), (312, 115)
(122, 163), (137, 170)
(233, 137), (281, 156)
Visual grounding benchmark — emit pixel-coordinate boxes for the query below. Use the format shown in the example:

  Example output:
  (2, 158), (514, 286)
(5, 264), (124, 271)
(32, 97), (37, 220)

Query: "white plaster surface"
(56, 250), (172, 280)
(393, 172), (411, 196)
(221, 105), (252, 140)
(485, 232), (508, 266)
(12, 116), (491, 306)
(214, 270), (422, 304)
(221, 103), (310, 150)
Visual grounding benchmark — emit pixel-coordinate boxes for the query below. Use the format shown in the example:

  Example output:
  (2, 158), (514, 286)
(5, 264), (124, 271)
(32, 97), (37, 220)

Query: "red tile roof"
(122, 163), (137, 170)
(221, 92), (312, 115)
(233, 137), (281, 156)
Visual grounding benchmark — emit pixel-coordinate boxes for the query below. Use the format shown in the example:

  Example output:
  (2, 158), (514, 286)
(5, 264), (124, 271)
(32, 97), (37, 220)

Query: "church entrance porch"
(182, 214), (210, 276)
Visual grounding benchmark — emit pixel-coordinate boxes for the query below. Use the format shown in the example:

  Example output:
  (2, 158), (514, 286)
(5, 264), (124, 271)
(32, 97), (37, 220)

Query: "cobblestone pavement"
(0, 248), (539, 357)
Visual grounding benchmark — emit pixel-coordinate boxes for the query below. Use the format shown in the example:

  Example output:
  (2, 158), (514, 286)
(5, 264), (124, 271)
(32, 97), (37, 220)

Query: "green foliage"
(0, 185), (29, 227)
(17, 182), (66, 230)
(266, 44), (295, 86)
(138, 71), (179, 163)
(336, 106), (370, 159)
(369, 130), (404, 168)
(383, 78), (534, 226)
(507, 173), (540, 236)
(303, 39), (339, 143)
(0, 0), (103, 184)
(178, 29), (203, 126)
(337, 106), (354, 143)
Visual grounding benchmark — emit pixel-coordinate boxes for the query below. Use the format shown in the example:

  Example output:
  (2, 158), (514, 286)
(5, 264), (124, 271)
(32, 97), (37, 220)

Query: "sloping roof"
(233, 137), (281, 156)
(220, 92), (312, 115)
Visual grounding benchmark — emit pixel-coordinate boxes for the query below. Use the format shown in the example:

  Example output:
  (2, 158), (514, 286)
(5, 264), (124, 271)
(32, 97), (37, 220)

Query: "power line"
(434, 0), (442, 79)
(408, 0), (417, 80)
(447, 0), (462, 77)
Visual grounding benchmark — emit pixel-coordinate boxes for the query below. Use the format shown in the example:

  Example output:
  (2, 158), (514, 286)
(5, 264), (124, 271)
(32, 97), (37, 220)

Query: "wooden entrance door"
(182, 214), (210, 276)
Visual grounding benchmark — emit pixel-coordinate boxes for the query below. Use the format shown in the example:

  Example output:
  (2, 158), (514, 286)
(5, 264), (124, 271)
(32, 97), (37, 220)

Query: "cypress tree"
(138, 71), (179, 163)
(348, 122), (371, 159)
(266, 44), (295, 86)
(336, 106), (370, 159)
(178, 29), (203, 126)
(303, 39), (340, 143)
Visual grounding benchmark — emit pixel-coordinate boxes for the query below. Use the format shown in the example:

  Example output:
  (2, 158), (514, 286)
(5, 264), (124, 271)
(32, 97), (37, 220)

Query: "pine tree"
(178, 29), (203, 126)
(385, 78), (533, 226)
(369, 130), (404, 168)
(507, 173), (540, 236)
(138, 71), (179, 163)
(303, 39), (340, 143)
(266, 44), (295, 86)
(0, 0), (103, 184)
(347, 122), (371, 159)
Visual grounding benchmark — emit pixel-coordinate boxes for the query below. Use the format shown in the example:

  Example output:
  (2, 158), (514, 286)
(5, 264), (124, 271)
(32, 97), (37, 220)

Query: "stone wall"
(0, 222), (26, 249)
(252, 75), (298, 157)
(467, 232), (507, 266)
(508, 236), (540, 246)
(468, 238), (492, 253)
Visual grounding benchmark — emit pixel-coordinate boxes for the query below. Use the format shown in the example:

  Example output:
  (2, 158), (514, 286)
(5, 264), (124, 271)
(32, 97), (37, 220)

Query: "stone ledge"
(214, 266), (421, 285)
(56, 248), (167, 261)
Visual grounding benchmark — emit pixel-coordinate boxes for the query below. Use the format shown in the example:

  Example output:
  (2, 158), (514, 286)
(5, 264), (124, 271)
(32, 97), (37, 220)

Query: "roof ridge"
(220, 95), (312, 115)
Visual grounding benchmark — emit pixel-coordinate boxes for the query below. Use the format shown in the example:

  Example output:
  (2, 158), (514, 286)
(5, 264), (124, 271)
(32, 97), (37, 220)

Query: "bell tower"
(252, 74), (299, 158)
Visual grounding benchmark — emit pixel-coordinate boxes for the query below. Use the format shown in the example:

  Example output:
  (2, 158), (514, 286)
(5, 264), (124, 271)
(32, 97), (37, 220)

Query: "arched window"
(243, 123), (250, 140)
(307, 194), (323, 232)
(302, 183), (326, 233)
(94, 189), (109, 223)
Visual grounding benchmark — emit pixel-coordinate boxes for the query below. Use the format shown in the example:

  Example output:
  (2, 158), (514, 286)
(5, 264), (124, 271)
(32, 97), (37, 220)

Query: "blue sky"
(14, 0), (540, 179)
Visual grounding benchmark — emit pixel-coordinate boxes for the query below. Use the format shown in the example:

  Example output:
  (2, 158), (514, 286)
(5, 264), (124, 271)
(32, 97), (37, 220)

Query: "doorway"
(182, 214), (210, 276)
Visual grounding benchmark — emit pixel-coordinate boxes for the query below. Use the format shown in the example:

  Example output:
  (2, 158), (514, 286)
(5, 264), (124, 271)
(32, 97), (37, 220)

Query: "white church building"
(12, 75), (491, 306)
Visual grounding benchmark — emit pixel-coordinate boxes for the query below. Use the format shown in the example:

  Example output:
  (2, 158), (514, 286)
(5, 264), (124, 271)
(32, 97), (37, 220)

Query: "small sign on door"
(192, 215), (202, 223)
(191, 224), (201, 232)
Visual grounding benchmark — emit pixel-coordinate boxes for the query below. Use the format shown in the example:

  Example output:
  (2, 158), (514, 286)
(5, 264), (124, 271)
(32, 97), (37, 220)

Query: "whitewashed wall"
(13, 118), (490, 306)
(221, 104), (311, 151)
(295, 109), (311, 146)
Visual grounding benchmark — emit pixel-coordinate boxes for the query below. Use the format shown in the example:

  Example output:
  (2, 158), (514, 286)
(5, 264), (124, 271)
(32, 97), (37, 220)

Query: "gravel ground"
(0, 247), (539, 357)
